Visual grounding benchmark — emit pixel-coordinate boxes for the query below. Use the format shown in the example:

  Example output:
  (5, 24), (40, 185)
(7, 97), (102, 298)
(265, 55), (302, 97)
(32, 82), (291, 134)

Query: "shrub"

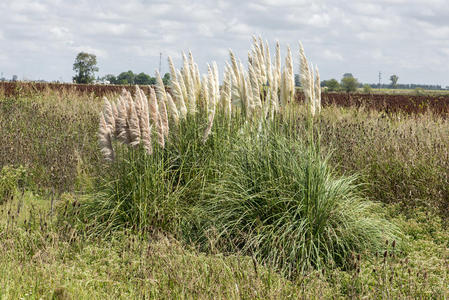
(192, 126), (400, 276)
(0, 165), (27, 204)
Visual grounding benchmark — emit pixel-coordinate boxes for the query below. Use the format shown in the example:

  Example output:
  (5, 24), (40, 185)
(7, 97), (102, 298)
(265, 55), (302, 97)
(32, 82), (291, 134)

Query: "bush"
(363, 84), (372, 94)
(74, 108), (400, 277)
(190, 123), (400, 276)
(0, 165), (27, 204)
(74, 111), (240, 236)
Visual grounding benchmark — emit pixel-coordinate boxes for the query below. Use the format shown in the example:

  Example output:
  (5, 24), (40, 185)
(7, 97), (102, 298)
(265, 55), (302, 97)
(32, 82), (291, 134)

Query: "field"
(2, 81), (449, 117)
(1, 82), (448, 299)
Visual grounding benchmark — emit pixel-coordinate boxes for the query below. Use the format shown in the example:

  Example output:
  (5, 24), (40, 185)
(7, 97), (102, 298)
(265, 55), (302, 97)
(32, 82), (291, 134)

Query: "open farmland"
(2, 81), (449, 117)
(1, 38), (448, 299)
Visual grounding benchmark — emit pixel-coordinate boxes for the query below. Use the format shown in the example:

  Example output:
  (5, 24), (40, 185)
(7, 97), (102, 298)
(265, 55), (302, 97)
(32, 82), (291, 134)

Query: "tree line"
(72, 52), (447, 91)
(101, 71), (170, 85)
(72, 52), (170, 85)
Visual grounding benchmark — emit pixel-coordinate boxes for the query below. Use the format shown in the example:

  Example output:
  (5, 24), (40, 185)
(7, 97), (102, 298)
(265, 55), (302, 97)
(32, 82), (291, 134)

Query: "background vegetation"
(0, 89), (448, 298)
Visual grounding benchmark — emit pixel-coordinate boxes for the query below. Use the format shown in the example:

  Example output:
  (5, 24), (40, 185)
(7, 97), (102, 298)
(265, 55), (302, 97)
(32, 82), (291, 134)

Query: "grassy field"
(1, 89), (448, 299)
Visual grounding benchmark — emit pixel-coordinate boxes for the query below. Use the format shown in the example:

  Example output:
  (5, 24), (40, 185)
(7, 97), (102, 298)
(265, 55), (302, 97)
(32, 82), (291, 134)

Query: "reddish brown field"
(1, 81), (448, 116)
(295, 92), (449, 116)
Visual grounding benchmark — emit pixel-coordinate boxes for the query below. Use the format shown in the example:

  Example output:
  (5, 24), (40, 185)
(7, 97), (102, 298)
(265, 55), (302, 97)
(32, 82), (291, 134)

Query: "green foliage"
(72, 52), (99, 84)
(414, 87), (424, 95)
(318, 108), (449, 218)
(135, 72), (154, 85)
(102, 71), (168, 85)
(0, 165), (27, 204)
(0, 91), (101, 192)
(390, 74), (399, 88)
(74, 107), (400, 276)
(341, 75), (359, 93)
(194, 127), (399, 276)
(1, 90), (449, 298)
(162, 72), (171, 85)
(363, 84), (372, 94)
(117, 70), (135, 85)
(0, 186), (447, 299)
(102, 74), (117, 84)
(323, 79), (340, 92)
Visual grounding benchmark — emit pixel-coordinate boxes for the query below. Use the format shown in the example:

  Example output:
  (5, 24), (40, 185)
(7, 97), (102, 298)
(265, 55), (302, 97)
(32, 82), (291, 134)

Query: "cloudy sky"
(1, 0), (448, 86)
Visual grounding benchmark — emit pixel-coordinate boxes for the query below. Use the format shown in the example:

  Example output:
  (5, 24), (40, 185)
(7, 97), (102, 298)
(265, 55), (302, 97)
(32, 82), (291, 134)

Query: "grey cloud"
(0, 0), (447, 86)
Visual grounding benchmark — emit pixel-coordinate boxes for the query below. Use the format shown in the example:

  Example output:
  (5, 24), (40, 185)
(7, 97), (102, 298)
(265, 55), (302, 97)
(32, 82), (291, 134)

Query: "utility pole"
(378, 71), (382, 89)
(159, 52), (162, 74)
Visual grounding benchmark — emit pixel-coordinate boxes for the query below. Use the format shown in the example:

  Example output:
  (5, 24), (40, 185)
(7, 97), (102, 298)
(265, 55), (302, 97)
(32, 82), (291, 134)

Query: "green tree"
(294, 74), (301, 87)
(390, 74), (399, 88)
(135, 72), (153, 85)
(117, 71), (135, 85)
(340, 74), (359, 93)
(72, 52), (98, 84)
(162, 73), (171, 86)
(363, 84), (372, 94)
(323, 79), (340, 92)
(102, 74), (117, 84)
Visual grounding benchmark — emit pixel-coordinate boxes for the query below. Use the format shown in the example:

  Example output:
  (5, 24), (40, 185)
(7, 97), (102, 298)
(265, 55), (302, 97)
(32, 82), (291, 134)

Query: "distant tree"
(135, 72), (153, 85)
(162, 73), (171, 86)
(390, 74), (399, 88)
(12, 75), (18, 82)
(103, 74), (117, 84)
(294, 74), (301, 87)
(323, 79), (340, 92)
(343, 73), (353, 78)
(72, 52), (98, 84)
(363, 84), (372, 94)
(117, 70), (135, 85)
(340, 74), (359, 93)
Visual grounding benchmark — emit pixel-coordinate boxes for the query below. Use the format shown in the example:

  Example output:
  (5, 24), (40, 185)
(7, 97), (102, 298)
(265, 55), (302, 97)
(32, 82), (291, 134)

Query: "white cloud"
(0, 0), (447, 86)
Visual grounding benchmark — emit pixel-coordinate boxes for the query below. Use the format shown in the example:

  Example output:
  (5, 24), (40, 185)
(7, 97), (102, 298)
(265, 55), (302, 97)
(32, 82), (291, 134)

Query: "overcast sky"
(0, 0), (448, 86)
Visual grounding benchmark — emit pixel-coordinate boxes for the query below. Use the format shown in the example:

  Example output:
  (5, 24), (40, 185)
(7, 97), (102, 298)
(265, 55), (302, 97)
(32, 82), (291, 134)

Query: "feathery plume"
(138, 88), (153, 155)
(248, 63), (262, 110)
(98, 112), (114, 161)
(125, 91), (141, 146)
(111, 100), (118, 126)
(201, 73), (209, 109)
(299, 41), (314, 115)
(280, 68), (287, 107)
(275, 41), (282, 94)
(285, 46), (295, 103)
(229, 49), (241, 85)
(220, 66), (232, 116)
(166, 93), (179, 124)
(182, 52), (196, 113)
(102, 97), (115, 134)
(168, 56), (178, 82)
(203, 67), (216, 143)
(149, 87), (164, 148)
(167, 56), (187, 115)
(155, 71), (169, 138)
(176, 70), (189, 117)
(265, 40), (273, 90)
(315, 66), (321, 113)
(115, 94), (131, 144)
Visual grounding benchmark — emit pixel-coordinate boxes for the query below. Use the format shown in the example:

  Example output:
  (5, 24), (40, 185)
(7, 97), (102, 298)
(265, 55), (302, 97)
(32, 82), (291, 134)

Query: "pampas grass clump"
(193, 129), (400, 277)
(91, 36), (400, 278)
(98, 35), (323, 160)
